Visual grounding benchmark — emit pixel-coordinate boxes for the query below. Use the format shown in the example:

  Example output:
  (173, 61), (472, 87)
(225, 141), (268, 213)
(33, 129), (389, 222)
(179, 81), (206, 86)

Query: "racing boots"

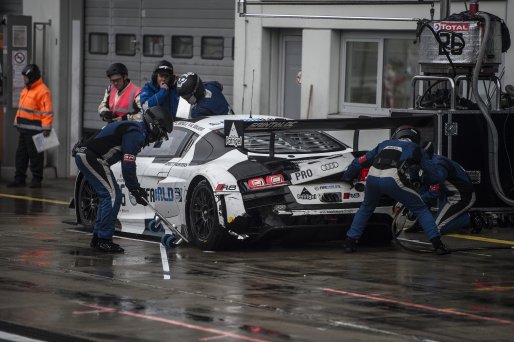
(342, 237), (358, 253)
(430, 237), (451, 255)
(95, 238), (125, 253)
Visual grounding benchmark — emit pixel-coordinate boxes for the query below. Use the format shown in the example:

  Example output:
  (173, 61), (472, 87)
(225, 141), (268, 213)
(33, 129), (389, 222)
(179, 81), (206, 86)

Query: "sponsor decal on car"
(314, 184), (343, 191)
(293, 169), (313, 181)
(247, 121), (298, 130)
(225, 123), (243, 147)
(165, 161), (189, 167)
(175, 121), (205, 131)
(343, 192), (360, 200)
(215, 184), (237, 191)
(320, 162), (339, 171)
(297, 187), (316, 200)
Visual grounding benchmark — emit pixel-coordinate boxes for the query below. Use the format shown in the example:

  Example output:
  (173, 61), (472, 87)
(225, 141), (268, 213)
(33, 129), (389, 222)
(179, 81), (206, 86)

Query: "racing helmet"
(176, 72), (205, 105)
(21, 64), (41, 85)
(143, 106), (174, 143)
(391, 125), (421, 144)
(106, 63), (128, 77)
(151, 60), (174, 83)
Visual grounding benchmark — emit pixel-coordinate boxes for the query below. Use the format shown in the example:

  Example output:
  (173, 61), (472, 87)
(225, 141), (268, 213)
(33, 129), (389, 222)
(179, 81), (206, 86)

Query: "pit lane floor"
(0, 178), (513, 342)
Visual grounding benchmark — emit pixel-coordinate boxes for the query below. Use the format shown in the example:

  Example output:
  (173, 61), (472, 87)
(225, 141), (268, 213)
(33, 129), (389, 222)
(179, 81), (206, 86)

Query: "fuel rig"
(392, 0), (514, 231)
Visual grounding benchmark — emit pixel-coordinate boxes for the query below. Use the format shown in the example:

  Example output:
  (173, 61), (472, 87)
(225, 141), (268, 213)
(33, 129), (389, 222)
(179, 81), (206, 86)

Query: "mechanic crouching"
(341, 125), (450, 255)
(420, 147), (476, 234)
(73, 107), (173, 252)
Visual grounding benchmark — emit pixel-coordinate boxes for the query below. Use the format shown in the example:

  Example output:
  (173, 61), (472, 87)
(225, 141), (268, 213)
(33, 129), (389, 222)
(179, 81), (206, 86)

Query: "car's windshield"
(241, 130), (349, 154)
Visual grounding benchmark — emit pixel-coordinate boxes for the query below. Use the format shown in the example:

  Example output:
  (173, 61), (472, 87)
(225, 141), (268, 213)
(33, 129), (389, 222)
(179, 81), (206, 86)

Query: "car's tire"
(77, 177), (98, 227)
(187, 180), (228, 250)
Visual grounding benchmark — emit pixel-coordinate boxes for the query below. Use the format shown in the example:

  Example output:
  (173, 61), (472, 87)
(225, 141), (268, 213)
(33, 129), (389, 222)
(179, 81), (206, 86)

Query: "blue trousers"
(75, 152), (122, 239)
(347, 175), (440, 241)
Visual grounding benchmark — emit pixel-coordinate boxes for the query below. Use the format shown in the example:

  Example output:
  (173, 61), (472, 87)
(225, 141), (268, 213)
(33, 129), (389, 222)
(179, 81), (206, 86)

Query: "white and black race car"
(72, 114), (433, 250)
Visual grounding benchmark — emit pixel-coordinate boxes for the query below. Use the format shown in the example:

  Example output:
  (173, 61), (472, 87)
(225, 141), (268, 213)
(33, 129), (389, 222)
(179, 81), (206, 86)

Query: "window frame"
(88, 32), (109, 55)
(142, 34), (164, 57)
(340, 31), (419, 116)
(171, 35), (194, 59)
(138, 127), (196, 160)
(115, 33), (137, 56)
(201, 36), (225, 60)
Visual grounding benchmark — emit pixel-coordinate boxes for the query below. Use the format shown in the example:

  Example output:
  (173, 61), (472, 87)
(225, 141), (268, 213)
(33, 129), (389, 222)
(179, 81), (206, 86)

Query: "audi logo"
(320, 162), (339, 171)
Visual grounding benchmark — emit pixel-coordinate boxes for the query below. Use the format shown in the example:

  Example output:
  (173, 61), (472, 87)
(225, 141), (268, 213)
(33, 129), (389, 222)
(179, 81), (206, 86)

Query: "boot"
(342, 237), (358, 253)
(29, 180), (42, 188)
(90, 234), (98, 248)
(96, 238), (124, 253)
(7, 180), (25, 187)
(430, 237), (451, 255)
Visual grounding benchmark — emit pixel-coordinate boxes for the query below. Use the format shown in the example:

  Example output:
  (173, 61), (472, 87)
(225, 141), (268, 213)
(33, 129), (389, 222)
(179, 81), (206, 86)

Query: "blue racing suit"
(421, 155), (476, 234)
(140, 81), (179, 119)
(74, 121), (147, 239)
(343, 138), (445, 241)
(191, 81), (231, 118)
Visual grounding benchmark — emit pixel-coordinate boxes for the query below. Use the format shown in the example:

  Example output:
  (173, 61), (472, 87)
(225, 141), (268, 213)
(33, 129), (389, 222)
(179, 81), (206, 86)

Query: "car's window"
(243, 130), (349, 154)
(139, 128), (192, 158)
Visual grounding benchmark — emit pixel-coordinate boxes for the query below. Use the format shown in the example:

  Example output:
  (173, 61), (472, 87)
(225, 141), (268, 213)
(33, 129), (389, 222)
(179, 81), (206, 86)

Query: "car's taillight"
(247, 173), (287, 190)
(359, 167), (369, 181)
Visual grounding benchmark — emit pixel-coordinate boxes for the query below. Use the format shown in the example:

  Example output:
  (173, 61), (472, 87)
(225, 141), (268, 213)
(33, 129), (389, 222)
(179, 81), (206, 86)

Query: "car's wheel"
(78, 177), (98, 227)
(188, 180), (228, 250)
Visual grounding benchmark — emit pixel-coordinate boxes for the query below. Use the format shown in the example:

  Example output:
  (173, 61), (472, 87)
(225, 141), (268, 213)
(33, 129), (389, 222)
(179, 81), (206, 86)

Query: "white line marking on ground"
(160, 244), (171, 279)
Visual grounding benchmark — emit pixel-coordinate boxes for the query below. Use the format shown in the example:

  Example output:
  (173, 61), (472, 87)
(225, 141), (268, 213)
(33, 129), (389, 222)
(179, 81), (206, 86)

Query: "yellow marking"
(0, 193), (69, 205)
(228, 216), (235, 223)
(447, 233), (514, 246)
(476, 286), (514, 292)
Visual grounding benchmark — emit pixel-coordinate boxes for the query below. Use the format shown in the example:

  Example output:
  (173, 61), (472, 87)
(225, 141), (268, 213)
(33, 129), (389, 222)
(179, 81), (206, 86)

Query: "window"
(201, 36), (224, 60)
(143, 35), (164, 57)
(116, 34), (136, 56)
(89, 33), (108, 54)
(341, 35), (419, 114)
(172, 36), (193, 58)
(243, 131), (348, 154)
(139, 128), (193, 158)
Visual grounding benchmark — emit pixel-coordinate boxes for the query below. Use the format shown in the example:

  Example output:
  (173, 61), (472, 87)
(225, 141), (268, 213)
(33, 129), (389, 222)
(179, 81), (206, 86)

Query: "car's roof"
(174, 114), (285, 133)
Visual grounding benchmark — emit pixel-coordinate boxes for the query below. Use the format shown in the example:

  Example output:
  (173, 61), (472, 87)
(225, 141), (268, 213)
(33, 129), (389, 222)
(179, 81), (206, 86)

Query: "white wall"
(234, 1), (511, 118)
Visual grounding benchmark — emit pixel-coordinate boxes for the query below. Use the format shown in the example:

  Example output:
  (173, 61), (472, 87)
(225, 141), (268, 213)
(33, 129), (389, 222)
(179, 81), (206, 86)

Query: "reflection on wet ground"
(0, 179), (513, 341)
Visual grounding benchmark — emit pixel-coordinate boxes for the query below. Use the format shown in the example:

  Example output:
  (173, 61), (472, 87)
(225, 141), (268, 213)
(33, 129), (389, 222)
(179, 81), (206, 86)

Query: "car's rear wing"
(224, 114), (435, 156)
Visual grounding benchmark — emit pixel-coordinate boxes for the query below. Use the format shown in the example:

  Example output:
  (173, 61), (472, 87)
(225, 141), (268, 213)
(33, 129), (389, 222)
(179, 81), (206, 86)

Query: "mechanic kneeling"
(341, 125), (450, 255)
(73, 106), (173, 253)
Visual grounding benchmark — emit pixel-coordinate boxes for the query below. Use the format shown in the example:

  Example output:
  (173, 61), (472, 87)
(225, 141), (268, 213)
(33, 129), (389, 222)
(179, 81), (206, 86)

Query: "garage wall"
(83, 0), (235, 130)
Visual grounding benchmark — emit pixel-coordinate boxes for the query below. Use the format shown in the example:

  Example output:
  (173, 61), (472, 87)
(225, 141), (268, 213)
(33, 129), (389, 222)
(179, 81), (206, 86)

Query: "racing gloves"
(100, 110), (114, 123)
(130, 187), (149, 206)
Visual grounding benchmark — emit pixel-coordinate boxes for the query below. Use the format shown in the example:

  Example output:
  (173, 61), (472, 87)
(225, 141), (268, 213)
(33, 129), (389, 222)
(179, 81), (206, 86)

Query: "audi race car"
(72, 114), (433, 250)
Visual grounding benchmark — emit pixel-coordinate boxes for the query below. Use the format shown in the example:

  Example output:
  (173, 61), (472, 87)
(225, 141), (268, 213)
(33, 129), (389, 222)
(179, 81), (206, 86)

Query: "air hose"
(391, 204), (514, 253)
(472, 12), (514, 207)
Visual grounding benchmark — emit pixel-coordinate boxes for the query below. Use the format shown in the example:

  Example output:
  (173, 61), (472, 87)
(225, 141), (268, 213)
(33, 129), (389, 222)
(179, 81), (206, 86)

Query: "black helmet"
(106, 63), (128, 77)
(391, 125), (421, 144)
(176, 72), (205, 105)
(22, 64), (41, 85)
(151, 60), (174, 84)
(143, 106), (174, 143)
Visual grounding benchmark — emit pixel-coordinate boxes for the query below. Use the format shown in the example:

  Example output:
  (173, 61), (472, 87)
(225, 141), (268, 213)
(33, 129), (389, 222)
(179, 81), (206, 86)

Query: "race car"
(72, 114), (434, 250)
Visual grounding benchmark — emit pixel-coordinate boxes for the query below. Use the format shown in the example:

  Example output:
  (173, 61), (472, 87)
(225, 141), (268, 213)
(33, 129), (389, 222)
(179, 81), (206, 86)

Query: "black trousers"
(14, 129), (44, 182)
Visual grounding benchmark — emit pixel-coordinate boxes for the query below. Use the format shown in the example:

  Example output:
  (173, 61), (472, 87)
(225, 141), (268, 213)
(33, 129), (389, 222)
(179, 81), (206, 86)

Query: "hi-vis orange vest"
(14, 78), (54, 131)
(108, 82), (141, 118)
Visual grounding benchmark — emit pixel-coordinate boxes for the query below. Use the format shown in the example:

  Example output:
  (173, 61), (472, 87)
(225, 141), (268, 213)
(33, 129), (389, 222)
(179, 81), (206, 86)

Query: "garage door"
(84, 0), (235, 130)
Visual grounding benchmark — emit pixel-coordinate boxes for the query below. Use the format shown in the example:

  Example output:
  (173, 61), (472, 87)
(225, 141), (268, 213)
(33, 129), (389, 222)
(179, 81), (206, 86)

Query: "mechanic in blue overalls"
(420, 151), (476, 234)
(73, 107), (173, 253)
(176, 72), (232, 118)
(140, 60), (180, 119)
(341, 125), (450, 255)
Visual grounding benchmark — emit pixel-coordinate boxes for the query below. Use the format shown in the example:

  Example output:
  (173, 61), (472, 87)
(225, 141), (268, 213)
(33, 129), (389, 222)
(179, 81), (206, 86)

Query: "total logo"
(433, 21), (470, 32)
(297, 187), (316, 200)
(320, 162), (339, 171)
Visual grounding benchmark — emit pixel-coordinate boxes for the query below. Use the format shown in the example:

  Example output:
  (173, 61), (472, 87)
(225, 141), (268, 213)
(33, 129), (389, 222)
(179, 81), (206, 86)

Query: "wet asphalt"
(0, 178), (513, 342)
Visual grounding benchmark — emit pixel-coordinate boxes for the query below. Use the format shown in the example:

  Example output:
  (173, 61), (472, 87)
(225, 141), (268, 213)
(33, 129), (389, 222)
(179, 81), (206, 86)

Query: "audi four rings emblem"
(320, 162), (339, 171)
